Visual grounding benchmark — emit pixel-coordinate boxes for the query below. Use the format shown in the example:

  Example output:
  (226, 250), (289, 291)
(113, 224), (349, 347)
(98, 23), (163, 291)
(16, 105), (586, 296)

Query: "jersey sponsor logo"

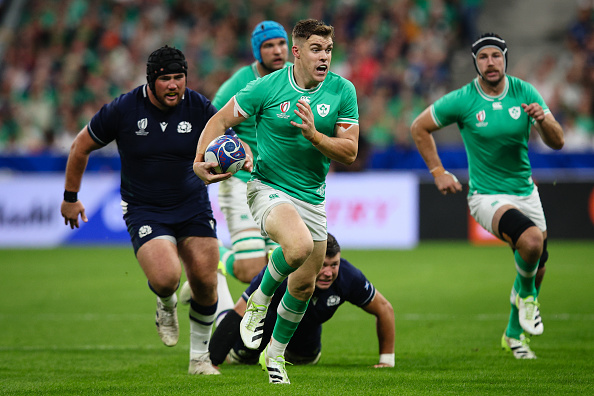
(138, 225), (152, 238)
(135, 118), (149, 136)
(493, 102), (503, 110)
(326, 295), (341, 306)
(311, 296), (318, 305)
(277, 101), (291, 119)
(160, 122), (168, 132)
(317, 104), (330, 117)
(209, 220), (215, 230)
(509, 106), (521, 120)
(269, 193), (280, 200)
(177, 121), (192, 133)
(300, 96), (311, 104)
(475, 110), (488, 127)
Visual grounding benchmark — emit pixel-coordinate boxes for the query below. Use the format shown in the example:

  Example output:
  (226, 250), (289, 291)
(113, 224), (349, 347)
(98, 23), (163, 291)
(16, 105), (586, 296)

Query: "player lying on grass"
(189, 233), (395, 368)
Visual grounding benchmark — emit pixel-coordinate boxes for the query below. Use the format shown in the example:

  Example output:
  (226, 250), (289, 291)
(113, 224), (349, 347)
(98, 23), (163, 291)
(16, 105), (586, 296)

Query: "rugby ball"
(204, 135), (246, 175)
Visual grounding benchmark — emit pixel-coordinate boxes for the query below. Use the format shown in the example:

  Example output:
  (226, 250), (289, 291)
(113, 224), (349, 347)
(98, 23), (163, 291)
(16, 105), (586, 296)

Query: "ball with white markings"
(204, 135), (246, 175)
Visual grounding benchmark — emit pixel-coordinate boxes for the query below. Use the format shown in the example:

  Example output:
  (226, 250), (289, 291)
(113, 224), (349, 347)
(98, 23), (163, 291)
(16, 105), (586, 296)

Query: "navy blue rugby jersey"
(88, 85), (214, 219)
(243, 258), (376, 332)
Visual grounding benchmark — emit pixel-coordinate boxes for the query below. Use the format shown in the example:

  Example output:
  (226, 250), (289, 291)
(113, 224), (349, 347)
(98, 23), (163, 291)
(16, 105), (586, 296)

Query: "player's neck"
(256, 62), (273, 77)
(477, 75), (505, 96)
(292, 65), (321, 90)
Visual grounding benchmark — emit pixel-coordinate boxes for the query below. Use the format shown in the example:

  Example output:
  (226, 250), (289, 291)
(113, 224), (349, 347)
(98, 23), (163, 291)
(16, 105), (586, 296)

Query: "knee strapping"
(232, 231), (266, 260)
(498, 209), (536, 246)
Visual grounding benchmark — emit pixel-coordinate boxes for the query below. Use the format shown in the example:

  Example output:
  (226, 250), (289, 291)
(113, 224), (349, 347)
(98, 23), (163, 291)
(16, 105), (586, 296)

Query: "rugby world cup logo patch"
(476, 110), (486, 122)
(475, 110), (488, 127)
(135, 118), (149, 136)
(277, 101), (291, 119)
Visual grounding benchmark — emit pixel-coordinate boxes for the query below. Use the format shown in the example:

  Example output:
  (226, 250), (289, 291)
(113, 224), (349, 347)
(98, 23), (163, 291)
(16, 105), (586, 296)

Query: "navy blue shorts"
(124, 207), (217, 254)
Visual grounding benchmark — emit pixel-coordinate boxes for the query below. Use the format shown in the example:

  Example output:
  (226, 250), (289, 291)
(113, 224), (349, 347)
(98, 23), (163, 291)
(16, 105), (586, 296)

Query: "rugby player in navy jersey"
(207, 234), (395, 369)
(60, 45), (251, 375)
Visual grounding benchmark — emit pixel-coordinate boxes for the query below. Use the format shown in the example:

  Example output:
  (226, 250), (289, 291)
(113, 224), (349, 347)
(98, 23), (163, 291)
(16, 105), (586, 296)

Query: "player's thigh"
(468, 193), (517, 236)
(247, 179), (326, 247)
(468, 189), (546, 237)
(178, 236), (219, 283)
(125, 210), (182, 286)
(247, 181), (310, 248)
(136, 238), (182, 289)
(515, 186), (547, 232)
(178, 236), (219, 303)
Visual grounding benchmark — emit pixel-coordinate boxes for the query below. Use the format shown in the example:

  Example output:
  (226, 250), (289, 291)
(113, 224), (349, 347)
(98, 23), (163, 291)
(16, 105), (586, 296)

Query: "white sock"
(214, 272), (234, 325)
(267, 337), (288, 359)
(252, 287), (272, 306)
(190, 319), (213, 358)
(158, 292), (177, 308)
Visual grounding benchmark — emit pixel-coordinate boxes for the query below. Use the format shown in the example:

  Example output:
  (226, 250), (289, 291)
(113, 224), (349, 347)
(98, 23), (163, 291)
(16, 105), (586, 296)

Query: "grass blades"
(0, 241), (592, 395)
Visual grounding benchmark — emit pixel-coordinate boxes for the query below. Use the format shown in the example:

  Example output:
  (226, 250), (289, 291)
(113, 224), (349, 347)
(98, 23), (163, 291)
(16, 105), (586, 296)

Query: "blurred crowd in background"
(0, 0), (593, 169)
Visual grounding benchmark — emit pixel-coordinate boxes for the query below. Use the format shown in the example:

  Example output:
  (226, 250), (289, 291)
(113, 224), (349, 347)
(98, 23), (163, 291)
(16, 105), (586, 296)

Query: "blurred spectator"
(1, 0), (484, 164)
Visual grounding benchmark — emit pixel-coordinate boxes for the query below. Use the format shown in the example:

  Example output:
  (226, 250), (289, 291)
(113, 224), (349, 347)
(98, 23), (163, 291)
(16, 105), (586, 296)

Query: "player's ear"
(292, 45), (300, 58)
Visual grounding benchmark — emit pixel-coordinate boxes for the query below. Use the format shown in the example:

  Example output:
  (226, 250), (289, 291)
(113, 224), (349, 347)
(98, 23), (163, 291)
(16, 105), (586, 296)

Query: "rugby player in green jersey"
(193, 19), (359, 383)
(411, 33), (564, 359)
(213, 21), (290, 284)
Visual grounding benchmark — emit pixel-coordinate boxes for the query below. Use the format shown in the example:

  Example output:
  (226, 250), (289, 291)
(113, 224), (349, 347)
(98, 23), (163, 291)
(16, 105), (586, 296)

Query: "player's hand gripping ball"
(204, 135), (246, 175)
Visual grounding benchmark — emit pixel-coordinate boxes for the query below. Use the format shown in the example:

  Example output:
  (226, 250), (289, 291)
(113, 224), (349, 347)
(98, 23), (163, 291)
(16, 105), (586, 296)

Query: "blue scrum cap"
(251, 21), (288, 64)
(471, 33), (508, 77)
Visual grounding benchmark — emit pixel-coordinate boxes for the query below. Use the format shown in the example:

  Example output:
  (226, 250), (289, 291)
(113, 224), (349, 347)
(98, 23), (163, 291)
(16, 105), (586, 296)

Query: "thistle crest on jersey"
(204, 135), (246, 175)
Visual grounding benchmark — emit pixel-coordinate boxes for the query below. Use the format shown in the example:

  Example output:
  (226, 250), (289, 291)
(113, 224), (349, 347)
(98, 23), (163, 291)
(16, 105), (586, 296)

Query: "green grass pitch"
(0, 241), (592, 395)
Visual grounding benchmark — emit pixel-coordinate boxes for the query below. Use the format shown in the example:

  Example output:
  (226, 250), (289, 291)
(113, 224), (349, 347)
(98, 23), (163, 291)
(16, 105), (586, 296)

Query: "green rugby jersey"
(235, 65), (359, 204)
(431, 75), (549, 196)
(213, 62), (292, 183)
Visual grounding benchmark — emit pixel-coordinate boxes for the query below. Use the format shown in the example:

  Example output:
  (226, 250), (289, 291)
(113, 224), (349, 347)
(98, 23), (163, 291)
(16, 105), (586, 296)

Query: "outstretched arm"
(61, 126), (102, 229)
(411, 107), (462, 195)
(361, 290), (395, 368)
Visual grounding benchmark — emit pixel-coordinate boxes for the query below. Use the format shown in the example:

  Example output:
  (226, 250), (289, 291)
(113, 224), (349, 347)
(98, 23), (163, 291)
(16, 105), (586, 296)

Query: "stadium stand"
(0, 0), (592, 173)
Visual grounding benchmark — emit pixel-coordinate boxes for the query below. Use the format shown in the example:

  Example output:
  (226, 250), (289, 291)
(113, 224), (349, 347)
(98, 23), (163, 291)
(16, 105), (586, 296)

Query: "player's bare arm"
(411, 107), (462, 195)
(361, 290), (395, 368)
(522, 103), (565, 150)
(61, 126), (102, 229)
(194, 98), (247, 184)
(292, 99), (359, 164)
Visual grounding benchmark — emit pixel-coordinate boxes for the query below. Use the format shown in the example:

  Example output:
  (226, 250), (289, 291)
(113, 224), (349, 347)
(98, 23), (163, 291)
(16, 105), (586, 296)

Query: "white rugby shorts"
(467, 186), (547, 235)
(246, 179), (327, 241)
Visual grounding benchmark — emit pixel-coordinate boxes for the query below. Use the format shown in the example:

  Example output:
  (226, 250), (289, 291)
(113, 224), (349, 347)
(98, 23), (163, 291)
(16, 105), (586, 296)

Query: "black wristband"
(64, 190), (78, 203)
